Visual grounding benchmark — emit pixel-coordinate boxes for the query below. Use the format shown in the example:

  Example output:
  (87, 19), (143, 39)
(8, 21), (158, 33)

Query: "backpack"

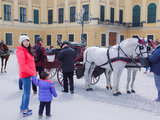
(33, 45), (41, 62)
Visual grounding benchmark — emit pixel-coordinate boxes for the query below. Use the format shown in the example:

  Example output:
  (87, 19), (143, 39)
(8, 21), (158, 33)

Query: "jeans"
(63, 71), (74, 92)
(154, 74), (160, 100)
(39, 101), (51, 116)
(20, 77), (31, 111)
(19, 79), (23, 90)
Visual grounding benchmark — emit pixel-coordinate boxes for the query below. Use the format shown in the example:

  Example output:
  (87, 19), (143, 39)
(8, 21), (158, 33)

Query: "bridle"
(134, 38), (152, 57)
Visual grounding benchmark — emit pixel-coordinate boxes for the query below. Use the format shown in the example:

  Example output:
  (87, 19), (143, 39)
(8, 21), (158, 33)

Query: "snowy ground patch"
(0, 54), (160, 120)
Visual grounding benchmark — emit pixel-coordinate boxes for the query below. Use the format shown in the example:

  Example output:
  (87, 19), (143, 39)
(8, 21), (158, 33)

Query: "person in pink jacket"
(16, 35), (37, 117)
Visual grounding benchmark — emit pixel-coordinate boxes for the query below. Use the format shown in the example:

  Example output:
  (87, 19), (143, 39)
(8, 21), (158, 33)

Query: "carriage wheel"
(57, 67), (63, 86)
(49, 68), (57, 78)
(91, 75), (100, 85)
(44, 68), (56, 79)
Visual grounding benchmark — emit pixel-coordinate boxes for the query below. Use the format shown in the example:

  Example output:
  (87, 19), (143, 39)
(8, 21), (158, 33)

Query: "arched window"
(132, 5), (141, 27)
(147, 3), (157, 23)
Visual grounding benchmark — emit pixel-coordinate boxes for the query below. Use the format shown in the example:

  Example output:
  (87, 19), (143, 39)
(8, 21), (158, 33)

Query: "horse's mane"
(120, 38), (138, 47)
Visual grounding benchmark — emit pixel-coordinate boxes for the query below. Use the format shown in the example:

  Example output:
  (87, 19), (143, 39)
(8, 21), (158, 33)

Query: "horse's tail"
(83, 48), (89, 65)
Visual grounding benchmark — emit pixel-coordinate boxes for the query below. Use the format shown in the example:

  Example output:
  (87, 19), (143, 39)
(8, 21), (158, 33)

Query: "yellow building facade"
(0, 0), (160, 48)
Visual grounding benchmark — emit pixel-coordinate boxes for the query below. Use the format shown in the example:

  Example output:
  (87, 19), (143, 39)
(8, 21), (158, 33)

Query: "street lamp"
(75, 8), (92, 45)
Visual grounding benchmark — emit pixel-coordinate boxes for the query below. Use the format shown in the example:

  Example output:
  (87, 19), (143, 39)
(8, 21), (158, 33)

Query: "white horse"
(104, 38), (153, 94)
(83, 38), (148, 96)
(125, 40), (153, 94)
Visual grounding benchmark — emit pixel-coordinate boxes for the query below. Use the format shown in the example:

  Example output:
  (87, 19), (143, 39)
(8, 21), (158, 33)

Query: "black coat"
(57, 46), (75, 73)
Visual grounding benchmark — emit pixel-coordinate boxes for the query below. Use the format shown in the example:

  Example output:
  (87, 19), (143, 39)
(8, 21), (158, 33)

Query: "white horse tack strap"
(99, 47), (134, 71)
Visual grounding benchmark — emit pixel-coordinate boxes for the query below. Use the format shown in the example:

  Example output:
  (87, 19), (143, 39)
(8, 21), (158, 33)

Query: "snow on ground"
(0, 53), (160, 120)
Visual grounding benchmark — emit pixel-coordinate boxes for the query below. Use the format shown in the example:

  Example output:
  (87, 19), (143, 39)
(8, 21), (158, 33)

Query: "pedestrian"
(19, 78), (23, 90)
(16, 35), (37, 117)
(149, 39), (160, 102)
(32, 72), (57, 117)
(33, 37), (47, 94)
(57, 41), (75, 94)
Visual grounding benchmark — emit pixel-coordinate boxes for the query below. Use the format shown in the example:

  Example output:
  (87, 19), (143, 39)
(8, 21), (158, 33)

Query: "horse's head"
(0, 40), (9, 53)
(0, 42), (4, 52)
(135, 37), (150, 57)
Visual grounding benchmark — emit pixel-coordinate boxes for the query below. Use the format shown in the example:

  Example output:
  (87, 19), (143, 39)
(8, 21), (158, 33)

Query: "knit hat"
(19, 35), (30, 44)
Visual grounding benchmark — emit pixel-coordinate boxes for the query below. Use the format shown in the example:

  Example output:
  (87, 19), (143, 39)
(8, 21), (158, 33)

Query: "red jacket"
(34, 43), (47, 67)
(16, 46), (37, 78)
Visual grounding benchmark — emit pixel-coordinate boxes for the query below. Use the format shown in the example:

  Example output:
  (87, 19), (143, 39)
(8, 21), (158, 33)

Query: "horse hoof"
(110, 87), (113, 90)
(127, 91), (131, 94)
(131, 90), (136, 93)
(117, 92), (122, 95)
(113, 93), (119, 96)
(4, 71), (6, 73)
(86, 88), (93, 91)
(106, 86), (109, 90)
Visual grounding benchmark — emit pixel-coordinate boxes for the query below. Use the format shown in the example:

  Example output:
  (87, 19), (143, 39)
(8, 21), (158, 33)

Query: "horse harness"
(85, 44), (147, 71)
(99, 45), (141, 71)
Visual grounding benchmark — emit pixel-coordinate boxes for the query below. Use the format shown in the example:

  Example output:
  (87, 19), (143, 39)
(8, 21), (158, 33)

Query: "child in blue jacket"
(32, 72), (57, 117)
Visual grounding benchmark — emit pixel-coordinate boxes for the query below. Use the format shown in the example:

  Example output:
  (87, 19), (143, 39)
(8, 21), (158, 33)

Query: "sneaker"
(39, 114), (43, 117)
(46, 114), (52, 117)
(70, 91), (74, 94)
(62, 90), (68, 93)
(23, 111), (32, 117)
(154, 98), (160, 102)
(20, 109), (32, 113)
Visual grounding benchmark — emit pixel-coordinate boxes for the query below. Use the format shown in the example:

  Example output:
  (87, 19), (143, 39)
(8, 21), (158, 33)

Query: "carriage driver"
(57, 41), (75, 94)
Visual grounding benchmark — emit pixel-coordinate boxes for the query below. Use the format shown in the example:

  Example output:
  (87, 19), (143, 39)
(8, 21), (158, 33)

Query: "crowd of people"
(15, 34), (160, 118)
(16, 35), (75, 117)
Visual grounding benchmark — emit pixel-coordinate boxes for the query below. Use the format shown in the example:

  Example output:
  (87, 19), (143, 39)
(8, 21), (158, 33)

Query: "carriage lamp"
(75, 8), (92, 46)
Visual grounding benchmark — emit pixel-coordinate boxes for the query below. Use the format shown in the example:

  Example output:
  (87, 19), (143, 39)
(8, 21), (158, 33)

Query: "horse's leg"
(112, 69), (120, 96)
(105, 69), (110, 89)
(4, 57), (9, 73)
(126, 68), (132, 94)
(108, 70), (112, 89)
(105, 69), (112, 90)
(88, 63), (95, 90)
(131, 69), (138, 93)
(84, 62), (92, 90)
(1, 58), (4, 73)
(115, 69), (123, 95)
